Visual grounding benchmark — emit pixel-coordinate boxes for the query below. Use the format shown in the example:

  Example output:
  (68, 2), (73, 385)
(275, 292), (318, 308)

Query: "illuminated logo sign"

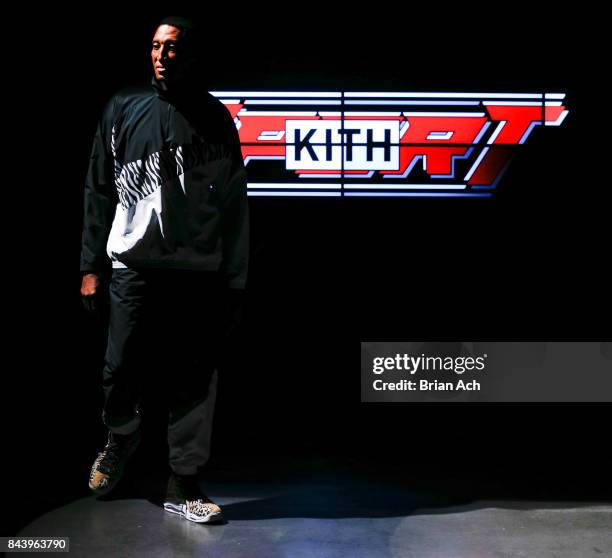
(211, 91), (568, 197)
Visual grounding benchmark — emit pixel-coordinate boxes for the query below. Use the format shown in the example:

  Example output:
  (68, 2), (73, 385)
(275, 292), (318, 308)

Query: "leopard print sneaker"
(164, 497), (224, 524)
(88, 430), (141, 495)
(164, 472), (224, 524)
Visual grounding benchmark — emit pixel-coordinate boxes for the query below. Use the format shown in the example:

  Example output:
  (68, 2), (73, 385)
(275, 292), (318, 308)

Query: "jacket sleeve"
(220, 114), (249, 290)
(79, 97), (118, 275)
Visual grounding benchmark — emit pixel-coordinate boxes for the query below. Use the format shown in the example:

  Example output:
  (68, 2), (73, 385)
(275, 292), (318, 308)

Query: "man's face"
(151, 25), (189, 85)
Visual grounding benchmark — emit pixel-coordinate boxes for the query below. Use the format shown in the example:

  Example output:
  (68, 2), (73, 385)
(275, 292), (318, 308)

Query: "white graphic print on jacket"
(106, 123), (226, 269)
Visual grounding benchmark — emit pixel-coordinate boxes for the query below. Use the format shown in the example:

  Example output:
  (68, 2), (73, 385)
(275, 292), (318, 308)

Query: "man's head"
(151, 16), (198, 88)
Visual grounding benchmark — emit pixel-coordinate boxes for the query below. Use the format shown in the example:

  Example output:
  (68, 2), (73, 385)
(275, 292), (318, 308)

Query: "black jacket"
(80, 77), (249, 289)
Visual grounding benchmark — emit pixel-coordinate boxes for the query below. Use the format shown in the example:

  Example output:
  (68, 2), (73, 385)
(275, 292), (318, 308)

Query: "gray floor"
(11, 478), (612, 558)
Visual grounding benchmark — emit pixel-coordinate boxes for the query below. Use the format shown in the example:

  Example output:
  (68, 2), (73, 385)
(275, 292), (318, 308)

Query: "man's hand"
(81, 273), (100, 312)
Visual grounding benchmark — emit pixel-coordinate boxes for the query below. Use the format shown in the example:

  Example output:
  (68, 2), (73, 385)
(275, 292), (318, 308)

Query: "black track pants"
(101, 267), (222, 475)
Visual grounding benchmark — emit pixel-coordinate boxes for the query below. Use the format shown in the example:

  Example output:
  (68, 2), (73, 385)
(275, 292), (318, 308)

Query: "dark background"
(4, 4), (609, 536)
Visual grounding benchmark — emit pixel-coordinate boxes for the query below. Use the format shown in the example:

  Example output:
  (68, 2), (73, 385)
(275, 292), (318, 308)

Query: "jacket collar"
(151, 75), (207, 102)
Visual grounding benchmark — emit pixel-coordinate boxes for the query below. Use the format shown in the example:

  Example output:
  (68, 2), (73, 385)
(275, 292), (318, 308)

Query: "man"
(80, 16), (248, 524)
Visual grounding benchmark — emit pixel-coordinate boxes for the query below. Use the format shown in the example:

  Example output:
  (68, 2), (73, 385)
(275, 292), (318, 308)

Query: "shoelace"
(96, 442), (122, 475)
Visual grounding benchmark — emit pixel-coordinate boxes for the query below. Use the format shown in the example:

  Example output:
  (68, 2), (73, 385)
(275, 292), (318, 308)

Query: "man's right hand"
(81, 273), (100, 312)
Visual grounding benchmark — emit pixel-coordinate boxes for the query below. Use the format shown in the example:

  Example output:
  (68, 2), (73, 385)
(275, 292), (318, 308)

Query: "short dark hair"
(156, 16), (200, 57)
